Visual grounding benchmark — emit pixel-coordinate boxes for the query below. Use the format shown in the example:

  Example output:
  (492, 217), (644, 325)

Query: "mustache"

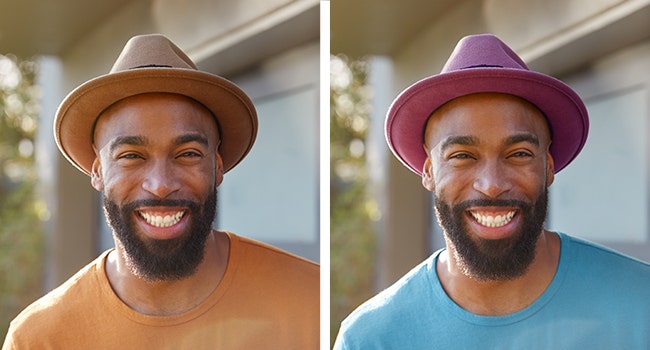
(122, 199), (202, 212)
(454, 198), (532, 211)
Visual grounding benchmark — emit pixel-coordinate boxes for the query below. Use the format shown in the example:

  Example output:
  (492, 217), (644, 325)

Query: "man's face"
(91, 92), (223, 281)
(422, 93), (554, 281)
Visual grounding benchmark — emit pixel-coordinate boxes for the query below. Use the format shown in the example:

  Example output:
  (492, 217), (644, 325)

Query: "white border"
(319, 1), (331, 349)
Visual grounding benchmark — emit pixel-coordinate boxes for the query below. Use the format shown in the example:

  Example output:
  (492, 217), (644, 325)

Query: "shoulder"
(6, 252), (109, 343)
(220, 232), (319, 328)
(559, 233), (650, 298)
(561, 233), (650, 273)
(336, 253), (440, 345)
(224, 231), (319, 290)
(227, 232), (318, 271)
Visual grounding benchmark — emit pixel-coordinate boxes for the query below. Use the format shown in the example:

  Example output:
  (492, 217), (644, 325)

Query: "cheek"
(431, 166), (470, 201)
(97, 158), (143, 200)
(508, 165), (549, 203)
(100, 156), (217, 203)
(100, 169), (136, 202)
(199, 166), (218, 194)
(433, 162), (546, 202)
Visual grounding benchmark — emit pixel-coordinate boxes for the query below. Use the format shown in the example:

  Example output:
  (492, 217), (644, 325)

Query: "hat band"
(461, 64), (504, 69)
(130, 64), (173, 69)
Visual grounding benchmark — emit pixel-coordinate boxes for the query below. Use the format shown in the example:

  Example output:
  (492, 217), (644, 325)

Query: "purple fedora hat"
(385, 33), (589, 175)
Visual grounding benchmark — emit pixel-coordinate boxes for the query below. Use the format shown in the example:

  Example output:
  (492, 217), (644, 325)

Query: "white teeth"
(470, 211), (515, 228)
(140, 211), (185, 228)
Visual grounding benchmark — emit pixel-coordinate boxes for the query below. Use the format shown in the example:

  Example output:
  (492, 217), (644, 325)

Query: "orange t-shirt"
(3, 232), (319, 349)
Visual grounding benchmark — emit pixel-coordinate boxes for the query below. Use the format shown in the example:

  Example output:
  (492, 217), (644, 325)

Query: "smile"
(469, 210), (516, 228)
(138, 210), (186, 228)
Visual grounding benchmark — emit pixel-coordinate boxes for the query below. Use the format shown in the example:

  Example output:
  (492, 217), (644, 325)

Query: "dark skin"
(91, 92), (229, 316)
(421, 93), (560, 315)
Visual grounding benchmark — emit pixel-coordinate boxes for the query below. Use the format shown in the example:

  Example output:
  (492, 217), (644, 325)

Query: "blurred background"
(0, 53), (43, 342)
(0, 0), (320, 340)
(330, 0), (650, 346)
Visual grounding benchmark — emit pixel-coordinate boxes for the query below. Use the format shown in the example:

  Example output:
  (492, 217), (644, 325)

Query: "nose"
(472, 160), (512, 198)
(141, 159), (181, 199)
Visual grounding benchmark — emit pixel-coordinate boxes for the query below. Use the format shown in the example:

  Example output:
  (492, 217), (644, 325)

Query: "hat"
(385, 33), (589, 175)
(54, 34), (257, 175)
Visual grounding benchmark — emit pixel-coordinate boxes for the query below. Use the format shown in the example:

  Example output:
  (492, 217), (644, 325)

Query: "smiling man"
(334, 34), (650, 349)
(3, 34), (319, 349)
(424, 93), (554, 288)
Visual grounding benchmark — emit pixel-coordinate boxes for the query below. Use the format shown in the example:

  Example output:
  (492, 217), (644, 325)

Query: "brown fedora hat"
(54, 33), (257, 176)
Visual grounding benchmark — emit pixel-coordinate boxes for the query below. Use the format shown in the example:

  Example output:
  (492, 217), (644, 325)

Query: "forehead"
(93, 93), (219, 148)
(424, 93), (550, 147)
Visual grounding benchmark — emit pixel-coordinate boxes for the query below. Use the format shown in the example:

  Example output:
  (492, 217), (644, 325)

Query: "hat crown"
(110, 34), (197, 73)
(441, 34), (529, 73)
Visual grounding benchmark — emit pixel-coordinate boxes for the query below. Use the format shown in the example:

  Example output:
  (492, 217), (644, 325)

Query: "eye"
(449, 152), (475, 160)
(509, 151), (533, 158)
(177, 150), (203, 159)
(117, 152), (143, 160)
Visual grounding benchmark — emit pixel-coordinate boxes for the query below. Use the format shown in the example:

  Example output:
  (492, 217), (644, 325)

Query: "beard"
(103, 190), (217, 282)
(434, 189), (548, 281)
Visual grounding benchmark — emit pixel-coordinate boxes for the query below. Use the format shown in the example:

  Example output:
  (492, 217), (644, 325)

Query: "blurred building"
(332, 0), (650, 290)
(0, 0), (320, 291)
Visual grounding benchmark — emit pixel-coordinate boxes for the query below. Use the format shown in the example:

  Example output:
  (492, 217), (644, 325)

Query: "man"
(334, 34), (650, 349)
(3, 34), (319, 349)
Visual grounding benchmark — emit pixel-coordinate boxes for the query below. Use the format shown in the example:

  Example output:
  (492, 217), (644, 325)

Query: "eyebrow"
(109, 135), (147, 154)
(174, 134), (210, 147)
(504, 133), (540, 147)
(108, 133), (210, 154)
(438, 133), (540, 152)
(440, 135), (480, 152)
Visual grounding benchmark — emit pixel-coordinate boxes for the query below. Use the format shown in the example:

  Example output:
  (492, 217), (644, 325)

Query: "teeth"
(470, 211), (515, 228)
(140, 211), (185, 228)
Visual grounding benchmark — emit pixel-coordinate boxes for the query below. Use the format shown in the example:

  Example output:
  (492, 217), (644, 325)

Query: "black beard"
(103, 190), (217, 282)
(434, 189), (548, 281)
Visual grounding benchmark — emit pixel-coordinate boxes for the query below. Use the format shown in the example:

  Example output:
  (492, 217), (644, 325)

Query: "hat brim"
(385, 68), (589, 175)
(55, 67), (257, 176)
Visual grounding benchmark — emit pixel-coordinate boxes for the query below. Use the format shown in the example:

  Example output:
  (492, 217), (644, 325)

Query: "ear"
(215, 152), (225, 187)
(545, 150), (555, 187)
(422, 156), (435, 192)
(91, 156), (104, 191)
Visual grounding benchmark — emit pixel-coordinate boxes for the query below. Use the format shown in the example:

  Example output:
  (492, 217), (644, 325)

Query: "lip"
(465, 207), (520, 240)
(134, 206), (189, 240)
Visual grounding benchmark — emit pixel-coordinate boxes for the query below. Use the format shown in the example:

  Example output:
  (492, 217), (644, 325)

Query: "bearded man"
(334, 34), (650, 349)
(4, 34), (319, 350)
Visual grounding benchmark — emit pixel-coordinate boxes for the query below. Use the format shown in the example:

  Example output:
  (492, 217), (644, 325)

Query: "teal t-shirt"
(334, 233), (650, 349)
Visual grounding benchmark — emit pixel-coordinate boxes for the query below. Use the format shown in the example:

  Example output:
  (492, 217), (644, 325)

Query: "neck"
(437, 230), (560, 316)
(105, 230), (230, 316)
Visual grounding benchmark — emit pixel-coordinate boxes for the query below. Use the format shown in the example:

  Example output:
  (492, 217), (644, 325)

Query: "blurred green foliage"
(330, 55), (377, 346)
(0, 54), (44, 341)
